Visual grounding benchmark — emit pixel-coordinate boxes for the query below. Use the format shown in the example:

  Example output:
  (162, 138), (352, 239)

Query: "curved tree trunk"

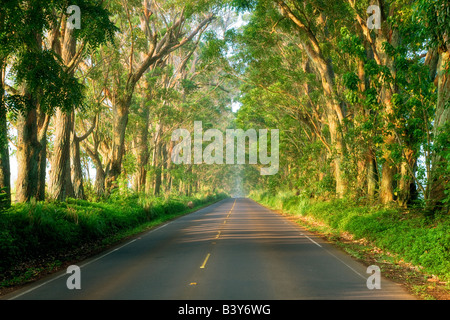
(276, 0), (347, 197)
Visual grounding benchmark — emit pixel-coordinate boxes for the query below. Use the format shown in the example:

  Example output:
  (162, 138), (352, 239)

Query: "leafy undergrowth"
(0, 192), (228, 294)
(250, 190), (450, 300)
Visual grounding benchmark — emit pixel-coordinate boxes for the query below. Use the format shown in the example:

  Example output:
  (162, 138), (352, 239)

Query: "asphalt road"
(4, 198), (415, 300)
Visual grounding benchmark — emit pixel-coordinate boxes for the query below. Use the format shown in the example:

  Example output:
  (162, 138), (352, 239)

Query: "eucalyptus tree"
(271, 0), (353, 198)
(232, 0), (445, 210)
(0, 68), (9, 207)
(98, 0), (216, 193)
(142, 23), (237, 196)
(2, 0), (86, 203)
(0, 0), (20, 207)
(48, 0), (117, 201)
(417, 0), (450, 212)
(121, 8), (241, 197)
(230, 0), (353, 198)
(343, 0), (446, 207)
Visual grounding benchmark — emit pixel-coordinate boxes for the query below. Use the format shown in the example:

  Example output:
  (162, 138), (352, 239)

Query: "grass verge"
(249, 190), (450, 300)
(0, 192), (228, 296)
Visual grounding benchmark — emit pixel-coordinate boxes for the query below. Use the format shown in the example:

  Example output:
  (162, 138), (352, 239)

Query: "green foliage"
(416, 0), (450, 49)
(9, 50), (85, 114)
(229, 0), (257, 12)
(338, 27), (365, 59)
(200, 31), (228, 66)
(1, 0), (116, 116)
(71, 0), (118, 52)
(342, 72), (360, 91)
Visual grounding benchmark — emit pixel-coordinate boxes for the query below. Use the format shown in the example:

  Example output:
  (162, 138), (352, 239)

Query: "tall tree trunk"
(346, 0), (400, 204)
(49, 22), (77, 201)
(375, 9), (399, 205)
(15, 100), (49, 203)
(153, 126), (162, 196)
(367, 148), (378, 198)
(71, 113), (97, 199)
(49, 109), (73, 200)
(71, 110), (84, 199)
(327, 113), (347, 197)
(379, 87), (397, 204)
(0, 61), (11, 208)
(398, 148), (416, 207)
(276, 0), (347, 197)
(133, 88), (150, 193)
(106, 94), (131, 191)
(379, 152), (395, 204)
(429, 47), (450, 211)
(16, 106), (40, 203)
(15, 32), (46, 203)
(355, 51), (374, 198)
(71, 131), (85, 199)
(36, 111), (50, 201)
(84, 144), (106, 198)
(165, 140), (174, 193)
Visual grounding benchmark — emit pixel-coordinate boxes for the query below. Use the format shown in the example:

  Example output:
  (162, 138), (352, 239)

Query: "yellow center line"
(200, 253), (211, 269)
(200, 201), (236, 270)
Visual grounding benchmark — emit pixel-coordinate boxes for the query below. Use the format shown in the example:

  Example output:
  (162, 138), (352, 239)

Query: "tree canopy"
(0, 0), (448, 215)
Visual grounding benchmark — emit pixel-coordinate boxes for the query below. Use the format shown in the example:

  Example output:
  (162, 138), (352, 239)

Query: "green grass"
(250, 190), (450, 282)
(0, 192), (228, 288)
